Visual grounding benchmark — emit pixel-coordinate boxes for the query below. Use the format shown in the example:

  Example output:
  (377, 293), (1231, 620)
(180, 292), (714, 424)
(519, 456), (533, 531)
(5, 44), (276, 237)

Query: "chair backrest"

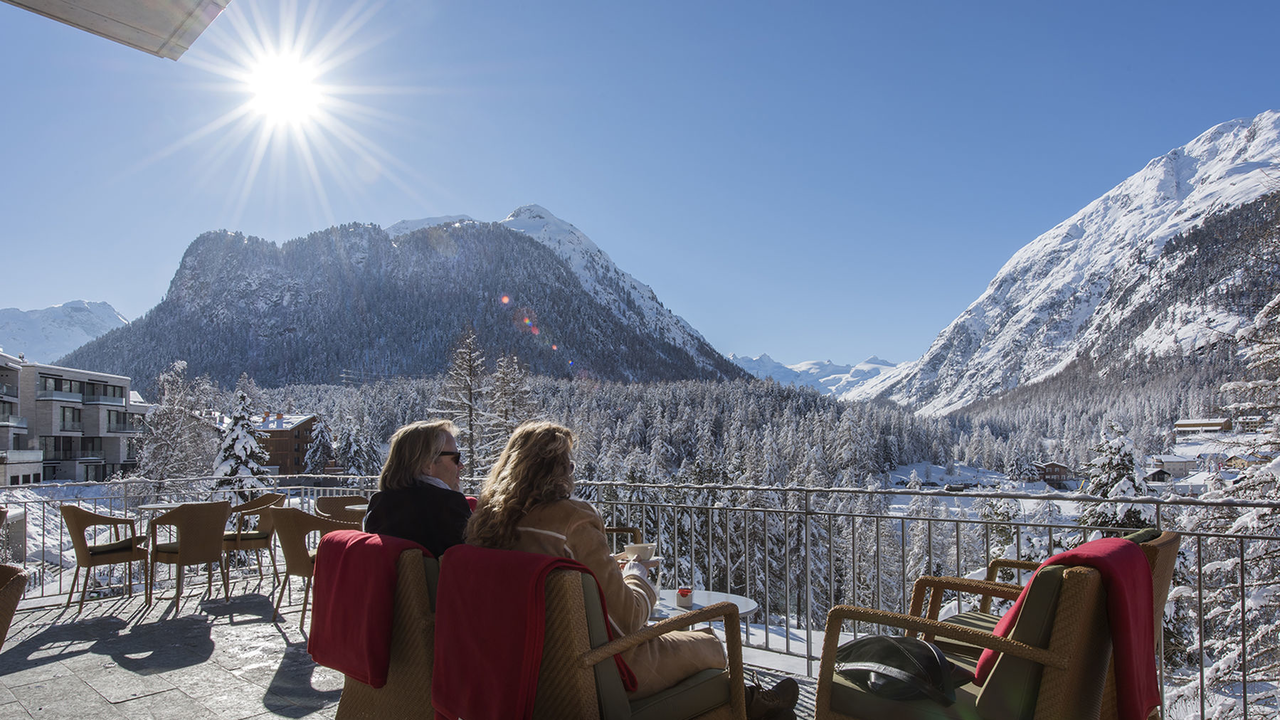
(976, 564), (1112, 720)
(271, 507), (352, 580)
(59, 505), (100, 565)
(334, 551), (438, 719)
(315, 495), (366, 524)
(158, 501), (231, 565)
(0, 563), (28, 647)
(532, 568), (603, 720)
(230, 493), (286, 534)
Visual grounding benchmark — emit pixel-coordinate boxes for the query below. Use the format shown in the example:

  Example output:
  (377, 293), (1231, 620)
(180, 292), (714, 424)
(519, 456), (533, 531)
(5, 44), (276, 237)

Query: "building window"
(294, 429), (300, 438)
(61, 406), (82, 431)
(33, 472), (40, 483)
(7, 476), (15, 486)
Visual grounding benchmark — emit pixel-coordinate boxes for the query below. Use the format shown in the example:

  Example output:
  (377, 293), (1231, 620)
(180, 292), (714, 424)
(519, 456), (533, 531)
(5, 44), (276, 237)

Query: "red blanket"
(432, 544), (637, 720)
(307, 530), (428, 688)
(974, 537), (1158, 720)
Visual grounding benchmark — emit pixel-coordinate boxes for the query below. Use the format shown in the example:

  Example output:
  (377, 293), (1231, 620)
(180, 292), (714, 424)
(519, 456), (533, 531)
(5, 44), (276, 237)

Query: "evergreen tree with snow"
(1078, 420), (1153, 531)
(213, 389), (271, 499)
(334, 416), (382, 477)
(437, 327), (489, 480)
(138, 360), (220, 482)
(304, 417), (336, 475)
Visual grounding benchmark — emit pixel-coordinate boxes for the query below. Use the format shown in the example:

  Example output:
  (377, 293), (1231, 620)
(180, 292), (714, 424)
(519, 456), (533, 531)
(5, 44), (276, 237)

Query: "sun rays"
(135, 0), (432, 234)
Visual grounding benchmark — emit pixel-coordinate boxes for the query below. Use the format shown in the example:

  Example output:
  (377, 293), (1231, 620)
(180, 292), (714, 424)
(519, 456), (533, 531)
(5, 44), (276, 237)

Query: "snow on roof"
(1152, 454), (1194, 462)
(252, 414), (315, 432)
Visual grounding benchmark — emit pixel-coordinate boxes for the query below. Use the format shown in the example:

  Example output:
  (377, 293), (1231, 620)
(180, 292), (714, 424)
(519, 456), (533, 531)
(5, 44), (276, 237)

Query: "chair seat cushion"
(152, 542), (180, 555)
(88, 537), (144, 555)
(936, 610), (1000, 658)
(629, 667), (730, 720)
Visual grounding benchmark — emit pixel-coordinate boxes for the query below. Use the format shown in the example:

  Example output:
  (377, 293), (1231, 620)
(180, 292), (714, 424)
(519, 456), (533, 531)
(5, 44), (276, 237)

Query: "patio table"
(650, 589), (758, 621)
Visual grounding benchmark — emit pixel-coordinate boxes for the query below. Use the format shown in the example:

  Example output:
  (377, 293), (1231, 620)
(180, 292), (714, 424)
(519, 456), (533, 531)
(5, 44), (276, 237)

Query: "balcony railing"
(36, 389), (82, 402)
(0, 382), (16, 398)
(41, 448), (83, 460)
(0, 415), (27, 428)
(106, 422), (142, 433)
(82, 394), (126, 406)
(0, 475), (1273, 719)
(59, 421), (84, 432)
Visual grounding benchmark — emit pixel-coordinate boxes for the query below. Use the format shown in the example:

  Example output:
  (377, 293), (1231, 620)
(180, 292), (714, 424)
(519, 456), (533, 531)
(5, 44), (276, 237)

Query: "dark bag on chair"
(835, 635), (973, 706)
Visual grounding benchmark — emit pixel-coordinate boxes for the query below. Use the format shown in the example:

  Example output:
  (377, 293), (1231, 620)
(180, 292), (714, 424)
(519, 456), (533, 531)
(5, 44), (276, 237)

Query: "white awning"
(2, 0), (229, 60)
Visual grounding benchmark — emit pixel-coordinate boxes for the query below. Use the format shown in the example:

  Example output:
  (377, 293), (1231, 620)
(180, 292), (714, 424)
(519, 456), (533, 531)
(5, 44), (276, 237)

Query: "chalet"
(1034, 461), (1079, 491)
(1236, 415), (1267, 433)
(1143, 468), (1172, 484)
(253, 413), (317, 475)
(1175, 418), (1232, 437)
(1151, 454), (1196, 478)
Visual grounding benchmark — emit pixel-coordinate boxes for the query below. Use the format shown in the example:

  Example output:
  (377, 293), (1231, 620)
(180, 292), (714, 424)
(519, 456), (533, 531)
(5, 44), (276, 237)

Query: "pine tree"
(213, 389), (271, 499)
(304, 417), (336, 475)
(1078, 420), (1153, 531)
(438, 327), (488, 479)
(335, 416), (382, 477)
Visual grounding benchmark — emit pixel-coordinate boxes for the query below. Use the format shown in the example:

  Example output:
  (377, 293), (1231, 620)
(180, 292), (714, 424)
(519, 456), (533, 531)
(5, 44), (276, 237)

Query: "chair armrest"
(820, 605), (1066, 673)
(909, 575), (1025, 621)
(580, 601), (745, 718)
(987, 558), (1039, 579)
(76, 508), (137, 529)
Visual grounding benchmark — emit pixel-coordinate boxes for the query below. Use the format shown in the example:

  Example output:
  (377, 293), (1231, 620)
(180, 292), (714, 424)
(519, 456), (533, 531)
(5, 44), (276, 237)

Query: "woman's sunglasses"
(437, 451), (463, 465)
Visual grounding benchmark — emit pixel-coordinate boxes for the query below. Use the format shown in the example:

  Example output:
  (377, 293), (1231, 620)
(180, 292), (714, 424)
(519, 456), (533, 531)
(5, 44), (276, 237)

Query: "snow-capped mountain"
(730, 353), (898, 395)
(63, 217), (747, 390)
(846, 109), (1280, 415)
(0, 301), (127, 363)
(388, 204), (726, 375)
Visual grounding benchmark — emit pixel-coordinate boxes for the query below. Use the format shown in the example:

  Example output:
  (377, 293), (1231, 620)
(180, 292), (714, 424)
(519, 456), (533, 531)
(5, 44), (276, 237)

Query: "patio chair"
(333, 549), (439, 719)
(270, 507), (352, 629)
(908, 529), (1180, 720)
(148, 501), (232, 610)
(535, 567), (748, 719)
(60, 504), (149, 611)
(314, 495), (367, 525)
(815, 562), (1113, 720)
(0, 563), (28, 646)
(222, 493), (286, 583)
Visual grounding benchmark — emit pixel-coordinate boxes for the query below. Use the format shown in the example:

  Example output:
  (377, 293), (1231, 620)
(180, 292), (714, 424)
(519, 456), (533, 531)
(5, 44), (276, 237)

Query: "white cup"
(624, 542), (656, 561)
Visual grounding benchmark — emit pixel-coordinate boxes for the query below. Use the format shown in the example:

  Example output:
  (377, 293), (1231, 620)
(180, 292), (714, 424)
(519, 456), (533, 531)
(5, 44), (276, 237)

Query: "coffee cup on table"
(624, 542), (656, 561)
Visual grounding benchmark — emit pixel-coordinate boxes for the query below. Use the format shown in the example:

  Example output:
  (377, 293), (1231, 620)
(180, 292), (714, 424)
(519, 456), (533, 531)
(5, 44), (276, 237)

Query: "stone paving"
(0, 577), (816, 719)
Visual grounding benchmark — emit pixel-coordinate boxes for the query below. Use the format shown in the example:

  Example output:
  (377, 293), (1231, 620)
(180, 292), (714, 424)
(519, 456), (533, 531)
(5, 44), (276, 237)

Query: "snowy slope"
(391, 204), (726, 374)
(846, 109), (1280, 415)
(0, 301), (127, 363)
(385, 215), (474, 236)
(730, 353), (899, 395)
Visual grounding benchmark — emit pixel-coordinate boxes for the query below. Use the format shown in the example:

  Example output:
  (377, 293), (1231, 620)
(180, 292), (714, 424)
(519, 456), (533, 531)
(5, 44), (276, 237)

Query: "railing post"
(804, 489), (813, 676)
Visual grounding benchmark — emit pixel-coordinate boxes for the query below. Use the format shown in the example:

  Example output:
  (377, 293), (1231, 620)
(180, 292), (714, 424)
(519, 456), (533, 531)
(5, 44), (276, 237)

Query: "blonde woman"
(466, 421), (797, 717)
(364, 419), (470, 558)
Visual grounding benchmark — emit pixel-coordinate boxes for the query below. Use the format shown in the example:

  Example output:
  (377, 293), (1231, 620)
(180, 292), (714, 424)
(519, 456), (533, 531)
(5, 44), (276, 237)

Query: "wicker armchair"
(269, 507), (352, 629)
(532, 568), (746, 720)
(0, 563), (28, 647)
(314, 495), (366, 525)
(914, 530), (1180, 720)
(334, 550), (439, 719)
(223, 493), (286, 582)
(148, 501), (232, 610)
(816, 563), (1113, 720)
(60, 504), (149, 611)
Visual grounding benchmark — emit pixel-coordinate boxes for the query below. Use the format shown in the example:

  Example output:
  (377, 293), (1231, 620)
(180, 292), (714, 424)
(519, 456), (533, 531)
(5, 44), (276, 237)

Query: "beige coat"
(512, 498), (727, 699)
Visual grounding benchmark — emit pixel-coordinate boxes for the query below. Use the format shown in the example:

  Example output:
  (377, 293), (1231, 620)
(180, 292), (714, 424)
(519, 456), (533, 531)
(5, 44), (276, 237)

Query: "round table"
(651, 589), (758, 621)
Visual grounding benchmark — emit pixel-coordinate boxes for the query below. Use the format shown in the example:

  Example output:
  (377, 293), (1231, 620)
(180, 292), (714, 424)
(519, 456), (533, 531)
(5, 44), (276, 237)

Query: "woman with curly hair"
(466, 420), (797, 717)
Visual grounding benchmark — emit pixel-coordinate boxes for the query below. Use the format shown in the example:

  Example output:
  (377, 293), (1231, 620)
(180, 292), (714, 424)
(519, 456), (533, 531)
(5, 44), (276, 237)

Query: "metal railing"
(0, 475), (1273, 719)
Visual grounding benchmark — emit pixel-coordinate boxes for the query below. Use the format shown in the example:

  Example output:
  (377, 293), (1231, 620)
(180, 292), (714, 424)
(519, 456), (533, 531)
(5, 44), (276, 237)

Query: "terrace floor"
(0, 577), (817, 719)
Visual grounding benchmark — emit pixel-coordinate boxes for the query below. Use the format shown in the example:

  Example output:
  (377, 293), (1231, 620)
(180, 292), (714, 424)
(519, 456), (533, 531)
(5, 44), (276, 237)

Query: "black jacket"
(363, 482), (471, 558)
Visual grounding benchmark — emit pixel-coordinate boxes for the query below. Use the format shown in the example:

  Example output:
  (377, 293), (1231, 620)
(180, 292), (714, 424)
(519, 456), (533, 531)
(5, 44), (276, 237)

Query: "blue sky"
(3, 1), (1280, 368)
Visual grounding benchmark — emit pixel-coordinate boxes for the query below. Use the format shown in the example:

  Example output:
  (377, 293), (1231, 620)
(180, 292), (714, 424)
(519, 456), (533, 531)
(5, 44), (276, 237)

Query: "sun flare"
(245, 53), (324, 126)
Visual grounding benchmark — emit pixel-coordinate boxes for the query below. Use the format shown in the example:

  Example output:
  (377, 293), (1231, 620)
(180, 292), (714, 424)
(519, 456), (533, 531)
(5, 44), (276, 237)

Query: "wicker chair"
(334, 550), (439, 719)
(60, 504), (149, 611)
(223, 493), (286, 583)
(815, 562), (1113, 720)
(0, 563), (28, 647)
(148, 501), (232, 610)
(916, 529), (1181, 720)
(314, 495), (367, 525)
(531, 567), (747, 720)
(270, 507), (352, 629)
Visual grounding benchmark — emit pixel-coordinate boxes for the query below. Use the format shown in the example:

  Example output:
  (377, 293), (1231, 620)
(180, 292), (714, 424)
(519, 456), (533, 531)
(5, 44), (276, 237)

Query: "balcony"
(107, 422), (143, 433)
(36, 389), (83, 402)
(60, 421), (84, 433)
(0, 415), (27, 429)
(0, 381), (16, 398)
(83, 394), (127, 406)
(42, 448), (82, 461)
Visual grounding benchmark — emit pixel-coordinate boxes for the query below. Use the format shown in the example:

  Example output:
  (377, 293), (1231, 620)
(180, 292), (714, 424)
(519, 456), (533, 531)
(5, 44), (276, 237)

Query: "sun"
(245, 53), (324, 126)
